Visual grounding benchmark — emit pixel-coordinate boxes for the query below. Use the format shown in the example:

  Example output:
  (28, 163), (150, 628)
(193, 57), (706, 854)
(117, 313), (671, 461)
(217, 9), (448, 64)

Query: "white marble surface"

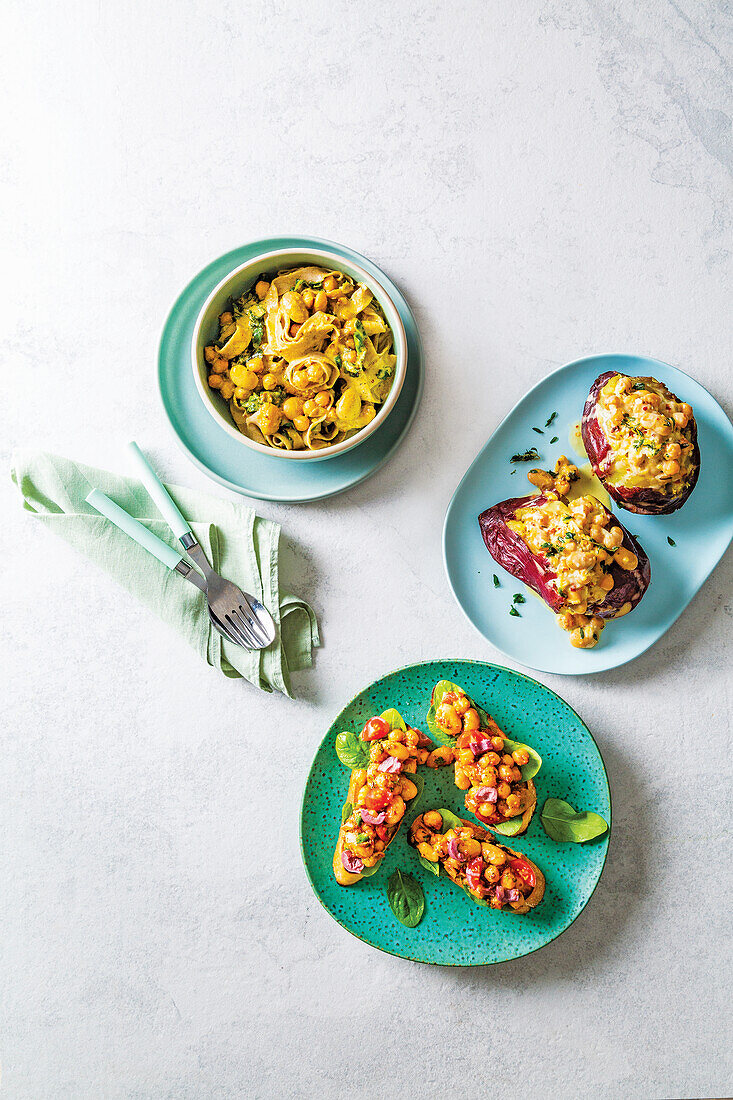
(2, 2), (732, 1097)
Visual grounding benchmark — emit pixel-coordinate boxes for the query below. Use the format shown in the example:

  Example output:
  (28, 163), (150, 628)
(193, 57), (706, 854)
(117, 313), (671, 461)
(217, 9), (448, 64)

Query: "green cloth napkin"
(11, 451), (320, 697)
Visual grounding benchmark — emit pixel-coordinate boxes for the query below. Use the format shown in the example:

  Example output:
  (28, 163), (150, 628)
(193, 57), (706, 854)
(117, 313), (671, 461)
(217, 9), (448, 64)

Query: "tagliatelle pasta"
(204, 265), (397, 451)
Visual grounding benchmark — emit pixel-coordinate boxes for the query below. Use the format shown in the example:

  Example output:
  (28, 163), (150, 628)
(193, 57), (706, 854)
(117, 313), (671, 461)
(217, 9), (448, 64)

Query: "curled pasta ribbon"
(284, 354), (339, 396)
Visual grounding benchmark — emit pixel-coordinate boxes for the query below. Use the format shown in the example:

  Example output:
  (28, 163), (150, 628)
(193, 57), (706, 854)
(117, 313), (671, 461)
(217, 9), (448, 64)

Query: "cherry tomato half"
(361, 717), (390, 741)
(465, 857), (485, 892)
(375, 825), (392, 843)
(508, 857), (536, 888)
(364, 790), (391, 811)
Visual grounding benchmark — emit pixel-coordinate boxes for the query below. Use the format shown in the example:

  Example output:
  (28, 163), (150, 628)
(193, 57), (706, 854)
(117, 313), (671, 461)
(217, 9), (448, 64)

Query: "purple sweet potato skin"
(581, 370), (700, 515)
(478, 493), (651, 620)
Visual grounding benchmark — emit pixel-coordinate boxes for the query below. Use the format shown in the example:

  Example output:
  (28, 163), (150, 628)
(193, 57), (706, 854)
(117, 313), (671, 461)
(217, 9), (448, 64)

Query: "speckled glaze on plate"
(300, 659), (611, 965)
(158, 236), (423, 503)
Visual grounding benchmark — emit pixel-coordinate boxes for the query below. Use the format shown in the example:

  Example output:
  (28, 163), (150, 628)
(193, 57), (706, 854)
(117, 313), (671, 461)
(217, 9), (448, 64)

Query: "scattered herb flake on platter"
(493, 574), (500, 588)
(510, 447), (540, 463)
(509, 606), (521, 617)
(532, 427), (544, 435)
(550, 435), (558, 444)
(667, 536), (676, 546)
(512, 593), (526, 604)
(545, 411), (558, 427)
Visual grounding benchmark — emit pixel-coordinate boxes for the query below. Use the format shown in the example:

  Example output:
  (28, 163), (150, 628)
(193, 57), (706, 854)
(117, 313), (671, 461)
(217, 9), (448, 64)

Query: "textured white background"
(2, 2), (732, 1097)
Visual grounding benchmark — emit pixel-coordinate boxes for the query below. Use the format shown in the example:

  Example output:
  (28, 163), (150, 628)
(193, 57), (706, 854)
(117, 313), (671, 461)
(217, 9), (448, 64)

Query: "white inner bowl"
(191, 248), (408, 460)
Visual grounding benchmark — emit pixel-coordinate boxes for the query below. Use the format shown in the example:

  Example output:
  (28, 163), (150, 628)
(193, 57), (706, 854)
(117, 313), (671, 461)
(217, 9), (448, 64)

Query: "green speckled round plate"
(300, 659), (611, 965)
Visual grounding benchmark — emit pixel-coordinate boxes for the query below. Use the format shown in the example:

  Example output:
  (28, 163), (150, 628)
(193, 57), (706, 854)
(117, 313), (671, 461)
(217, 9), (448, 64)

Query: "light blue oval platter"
(443, 354), (733, 675)
(300, 659), (611, 966)
(158, 237), (423, 503)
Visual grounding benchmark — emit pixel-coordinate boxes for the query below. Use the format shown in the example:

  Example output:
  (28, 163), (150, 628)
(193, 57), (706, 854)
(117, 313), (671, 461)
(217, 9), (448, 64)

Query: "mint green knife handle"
(86, 489), (182, 571)
(128, 441), (191, 541)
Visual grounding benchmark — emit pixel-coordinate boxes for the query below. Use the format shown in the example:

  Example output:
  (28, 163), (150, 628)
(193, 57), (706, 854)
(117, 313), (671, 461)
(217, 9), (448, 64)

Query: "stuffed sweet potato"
(581, 370), (700, 514)
(409, 811), (545, 913)
(478, 459), (650, 648)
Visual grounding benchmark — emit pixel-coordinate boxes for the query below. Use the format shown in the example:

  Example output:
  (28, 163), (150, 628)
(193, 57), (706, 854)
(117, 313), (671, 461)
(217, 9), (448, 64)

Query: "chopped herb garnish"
(510, 447), (540, 463)
(493, 574), (500, 588)
(509, 606), (521, 617)
(545, 411), (558, 427)
(250, 313), (264, 350)
(579, 628), (585, 639)
(667, 536), (676, 546)
(334, 353), (343, 370)
(550, 435), (558, 444)
(532, 427), (544, 435)
(632, 382), (648, 391)
(513, 593), (526, 604)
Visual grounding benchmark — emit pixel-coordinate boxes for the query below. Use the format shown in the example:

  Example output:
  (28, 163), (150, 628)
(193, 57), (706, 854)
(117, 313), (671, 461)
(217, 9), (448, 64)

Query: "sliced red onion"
(446, 838), (466, 862)
(505, 888), (520, 902)
(494, 884), (506, 902)
(341, 850), (364, 874)
(475, 786), (498, 803)
(358, 807), (386, 825)
(378, 756), (402, 773)
(468, 738), (494, 756)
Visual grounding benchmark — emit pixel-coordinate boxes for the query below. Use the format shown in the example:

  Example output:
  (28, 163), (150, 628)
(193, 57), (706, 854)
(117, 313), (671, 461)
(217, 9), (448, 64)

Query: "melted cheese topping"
(595, 374), (694, 494)
(508, 492), (638, 648)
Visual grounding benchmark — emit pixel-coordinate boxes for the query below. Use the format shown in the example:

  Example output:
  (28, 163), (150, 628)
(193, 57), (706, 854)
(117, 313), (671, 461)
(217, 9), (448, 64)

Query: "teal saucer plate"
(158, 237), (423, 503)
(300, 659), (611, 965)
(443, 354), (733, 675)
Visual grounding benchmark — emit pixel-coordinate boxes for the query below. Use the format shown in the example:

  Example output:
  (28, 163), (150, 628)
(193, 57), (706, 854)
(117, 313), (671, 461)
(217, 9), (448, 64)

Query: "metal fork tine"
(232, 609), (266, 648)
(209, 608), (248, 649)
(224, 612), (257, 649)
(236, 604), (270, 646)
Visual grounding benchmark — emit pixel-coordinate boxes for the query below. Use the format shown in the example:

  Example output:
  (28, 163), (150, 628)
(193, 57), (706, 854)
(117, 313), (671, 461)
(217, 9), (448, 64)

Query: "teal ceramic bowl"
(443, 354), (733, 675)
(300, 659), (611, 965)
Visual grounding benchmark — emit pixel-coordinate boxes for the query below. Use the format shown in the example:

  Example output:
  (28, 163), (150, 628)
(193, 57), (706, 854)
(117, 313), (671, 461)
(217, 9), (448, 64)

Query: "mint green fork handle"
(86, 489), (183, 571)
(128, 441), (191, 541)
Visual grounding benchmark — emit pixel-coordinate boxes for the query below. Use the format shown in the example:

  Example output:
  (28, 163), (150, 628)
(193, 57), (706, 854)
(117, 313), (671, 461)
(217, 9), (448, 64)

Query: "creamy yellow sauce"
(566, 463), (611, 509)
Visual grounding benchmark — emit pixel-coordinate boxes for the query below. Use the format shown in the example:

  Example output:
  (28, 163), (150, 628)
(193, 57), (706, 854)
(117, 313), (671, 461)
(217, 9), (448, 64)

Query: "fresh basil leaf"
(360, 861), (382, 878)
(425, 681), (490, 745)
(492, 816), (525, 837)
(417, 853), (440, 876)
(335, 730), (369, 770)
(436, 807), (464, 832)
(502, 738), (542, 781)
(540, 797), (609, 843)
(380, 708), (407, 732)
(341, 801), (353, 825)
(387, 870), (425, 928)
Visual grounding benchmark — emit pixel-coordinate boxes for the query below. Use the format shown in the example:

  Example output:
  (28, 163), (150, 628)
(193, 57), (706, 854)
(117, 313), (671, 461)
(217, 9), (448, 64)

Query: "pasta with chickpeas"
(204, 266), (397, 451)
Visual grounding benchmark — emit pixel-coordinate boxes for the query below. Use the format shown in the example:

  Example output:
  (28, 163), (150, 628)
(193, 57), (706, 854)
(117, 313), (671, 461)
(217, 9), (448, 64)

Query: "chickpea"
(462, 838), (482, 858)
(666, 442), (682, 459)
(249, 356), (265, 373)
(497, 799), (510, 816)
(301, 288), (315, 309)
(293, 415), (310, 433)
(484, 864), (501, 884)
(255, 280), (270, 300)
(497, 782), (511, 799)
(501, 871), (517, 890)
(603, 527), (623, 551)
(323, 275), (337, 293)
(491, 737), (504, 751)
(614, 547), (638, 571)
(417, 842), (439, 862)
(463, 708), (480, 733)
(282, 396), (304, 420)
(423, 810), (443, 830)
(482, 766), (498, 786)
(234, 387), (247, 399)
(477, 801), (495, 819)
(204, 346), (217, 363)
(219, 311), (233, 325)
(306, 364), (323, 384)
(458, 750), (474, 767)
(208, 374), (223, 389)
(342, 319), (357, 335)
(427, 745), (454, 768)
(292, 369), (308, 389)
(314, 290), (328, 312)
(219, 379), (235, 400)
(483, 844), (507, 867)
(681, 402), (692, 418)
(454, 767), (472, 791)
(662, 460), (680, 477)
(343, 348), (357, 364)
(673, 411), (688, 428)
(400, 777), (418, 800)
(501, 754), (514, 766)
(374, 840), (385, 852)
(262, 373), (278, 390)
(387, 743), (409, 761)
(506, 793), (522, 812)
(499, 765), (514, 781)
(512, 749), (529, 766)
(384, 795), (405, 825)
(230, 364), (258, 390)
(315, 390), (331, 408)
(301, 399), (317, 417)
(511, 767), (522, 783)
(600, 573), (615, 592)
(211, 357), (228, 374)
(485, 752), (501, 766)
(435, 702), (461, 735)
